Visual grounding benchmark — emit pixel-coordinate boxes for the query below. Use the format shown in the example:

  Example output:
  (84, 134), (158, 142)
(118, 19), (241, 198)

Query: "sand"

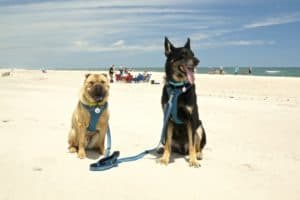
(0, 69), (300, 200)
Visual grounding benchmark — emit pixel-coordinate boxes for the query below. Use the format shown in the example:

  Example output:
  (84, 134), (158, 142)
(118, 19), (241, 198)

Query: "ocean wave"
(265, 70), (280, 74)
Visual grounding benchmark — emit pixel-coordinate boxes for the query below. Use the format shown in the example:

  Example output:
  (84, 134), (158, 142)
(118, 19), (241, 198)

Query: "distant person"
(234, 66), (239, 75)
(109, 65), (114, 83)
(248, 66), (252, 75)
(124, 67), (129, 74)
(219, 66), (224, 74)
(119, 67), (124, 77)
(143, 70), (148, 77)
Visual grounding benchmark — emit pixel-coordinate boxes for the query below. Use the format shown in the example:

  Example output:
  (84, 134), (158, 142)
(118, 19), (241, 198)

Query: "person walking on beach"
(248, 66), (252, 75)
(109, 64), (114, 83)
(219, 66), (224, 74)
(234, 66), (239, 75)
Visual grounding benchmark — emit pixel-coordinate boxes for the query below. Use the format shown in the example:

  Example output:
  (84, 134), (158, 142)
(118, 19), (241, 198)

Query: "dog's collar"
(167, 80), (192, 92)
(84, 101), (105, 107)
(168, 80), (188, 87)
(81, 102), (108, 133)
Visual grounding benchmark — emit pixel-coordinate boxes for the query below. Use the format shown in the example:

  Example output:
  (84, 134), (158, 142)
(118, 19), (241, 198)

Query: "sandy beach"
(0, 69), (300, 200)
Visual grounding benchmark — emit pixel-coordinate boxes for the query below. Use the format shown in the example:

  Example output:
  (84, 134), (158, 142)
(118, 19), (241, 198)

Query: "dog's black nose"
(193, 57), (200, 66)
(94, 84), (103, 93)
(93, 84), (105, 102)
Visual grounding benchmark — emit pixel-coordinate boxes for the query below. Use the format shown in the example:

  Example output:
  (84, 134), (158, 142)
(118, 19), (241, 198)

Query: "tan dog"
(68, 73), (110, 159)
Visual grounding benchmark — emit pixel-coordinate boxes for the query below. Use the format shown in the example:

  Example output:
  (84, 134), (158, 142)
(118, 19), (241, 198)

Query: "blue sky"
(0, 0), (300, 68)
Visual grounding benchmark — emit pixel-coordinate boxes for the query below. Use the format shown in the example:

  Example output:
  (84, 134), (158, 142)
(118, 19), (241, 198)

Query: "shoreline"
(1, 68), (300, 79)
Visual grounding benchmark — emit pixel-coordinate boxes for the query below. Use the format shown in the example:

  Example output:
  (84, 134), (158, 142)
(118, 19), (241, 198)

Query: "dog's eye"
(89, 81), (94, 85)
(101, 80), (105, 84)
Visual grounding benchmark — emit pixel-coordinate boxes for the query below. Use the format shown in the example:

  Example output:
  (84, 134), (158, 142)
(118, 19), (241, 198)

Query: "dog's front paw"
(77, 149), (86, 159)
(68, 146), (77, 153)
(196, 151), (203, 160)
(156, 156), (170, 166)
(189, 159), (201, 168)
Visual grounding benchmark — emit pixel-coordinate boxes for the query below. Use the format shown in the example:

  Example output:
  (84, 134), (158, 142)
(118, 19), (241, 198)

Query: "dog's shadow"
(86, 150), (102, 160)
(86, 148), (192, 164)
(148, 148), (188, 164)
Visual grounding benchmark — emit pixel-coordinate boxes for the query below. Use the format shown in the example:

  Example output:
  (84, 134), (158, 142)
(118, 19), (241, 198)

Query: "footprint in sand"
(241, 163), (256, 171)
(32, 167), (43, 172)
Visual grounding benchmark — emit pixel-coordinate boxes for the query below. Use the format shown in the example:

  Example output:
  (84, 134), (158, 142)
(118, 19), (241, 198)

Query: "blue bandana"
(166, 81), (192, 124)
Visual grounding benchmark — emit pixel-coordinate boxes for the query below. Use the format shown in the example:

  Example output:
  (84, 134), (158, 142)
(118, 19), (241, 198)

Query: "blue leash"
(89, 87), (182, 171)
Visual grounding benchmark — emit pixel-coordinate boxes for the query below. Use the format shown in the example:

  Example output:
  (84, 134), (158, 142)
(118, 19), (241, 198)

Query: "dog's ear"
(184, 38), (191, 49)
(85, 73), (91, 80)
(164, 36), (175, 56)
(102, 73), (108, 78)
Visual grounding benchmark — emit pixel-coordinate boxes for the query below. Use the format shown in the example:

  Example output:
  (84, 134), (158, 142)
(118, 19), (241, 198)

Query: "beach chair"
(115, 74), (121, 81)
(125, 73), (133, 83)
(143, 74), (152, 82)
(133, 73), (144, 82)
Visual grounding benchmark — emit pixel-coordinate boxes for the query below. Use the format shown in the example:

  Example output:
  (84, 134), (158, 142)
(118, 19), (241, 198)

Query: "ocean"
(109, 67), (300, 78)
(4, 66), (300, 78)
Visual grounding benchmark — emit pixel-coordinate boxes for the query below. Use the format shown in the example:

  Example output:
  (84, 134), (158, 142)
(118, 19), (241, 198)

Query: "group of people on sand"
(234, 66), (252, 75)
(108, 64), (153, 83)
(209, 66), (252, 75)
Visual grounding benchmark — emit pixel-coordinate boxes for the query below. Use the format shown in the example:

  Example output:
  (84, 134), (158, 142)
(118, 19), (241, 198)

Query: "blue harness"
(166, 81), (192, 124)
(89, 81), (191, 171)
(81, 102), (108, 133)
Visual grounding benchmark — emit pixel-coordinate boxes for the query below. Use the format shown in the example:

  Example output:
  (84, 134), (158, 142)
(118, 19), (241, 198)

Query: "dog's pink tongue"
(186, 67), (195, 84)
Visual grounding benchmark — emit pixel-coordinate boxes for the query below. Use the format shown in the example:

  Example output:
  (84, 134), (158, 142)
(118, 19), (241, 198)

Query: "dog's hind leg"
(157, 122), (173, 165)
(68, 128), (77, 153)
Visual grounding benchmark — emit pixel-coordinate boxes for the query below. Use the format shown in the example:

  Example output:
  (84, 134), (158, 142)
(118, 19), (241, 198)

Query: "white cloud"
(244, 14), (300, 29)
(0, 0), (290, 67)
(0, 0), (227, 53)
(70, 39), (161, 52)
(112, 40), (125, 47)
(190, 33), (211, 41)
(73, 40), (89, 47)
(201, 40), (275, 48)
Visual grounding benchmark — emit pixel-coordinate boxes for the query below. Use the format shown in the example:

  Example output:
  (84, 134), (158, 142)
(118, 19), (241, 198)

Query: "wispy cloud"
(202, 40), (275, 48)
(244, 14), (300, 29)
(71, 39), (161, 52)
(0, 0), (298, 67)
(0, 0), (229, 52)
(112, 40), (125, 47)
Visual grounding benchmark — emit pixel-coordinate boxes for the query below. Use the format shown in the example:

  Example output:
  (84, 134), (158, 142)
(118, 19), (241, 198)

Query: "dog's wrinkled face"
(164, 37), (199, 84)
(83, 73), (109, 103)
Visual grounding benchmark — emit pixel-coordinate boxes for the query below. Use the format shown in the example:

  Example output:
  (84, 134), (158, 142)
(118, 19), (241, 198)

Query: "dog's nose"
(94, 84), (103, 93)
(92, 84), (103, 95)
(193, 57), (200, 66)
(93, 84), (105, 102)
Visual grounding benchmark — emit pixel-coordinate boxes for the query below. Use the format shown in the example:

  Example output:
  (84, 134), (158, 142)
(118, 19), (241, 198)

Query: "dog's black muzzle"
(91, 84), (106, 102)
(193, 57), (200, 66)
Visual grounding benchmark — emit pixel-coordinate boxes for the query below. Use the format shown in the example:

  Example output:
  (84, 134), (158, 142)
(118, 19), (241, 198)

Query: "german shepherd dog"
(158, 37), (206, 167)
